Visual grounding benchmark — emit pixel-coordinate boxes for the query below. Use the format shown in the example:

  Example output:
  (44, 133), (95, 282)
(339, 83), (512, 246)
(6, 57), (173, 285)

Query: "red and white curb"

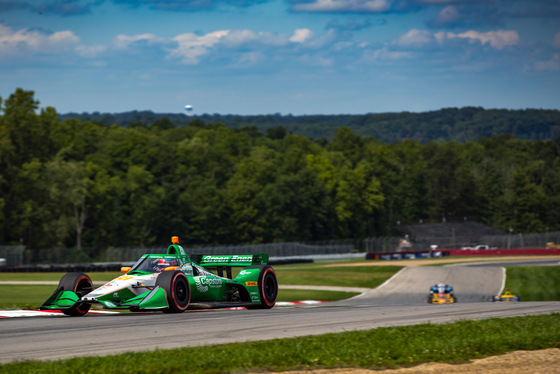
(0, 301), (326, 317)
(276, 300), (326, 306)
(0, 309), (120, 317)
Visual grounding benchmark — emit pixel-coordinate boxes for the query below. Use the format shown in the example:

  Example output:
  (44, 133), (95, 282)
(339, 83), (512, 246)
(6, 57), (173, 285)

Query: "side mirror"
(121, 266), (131, 273)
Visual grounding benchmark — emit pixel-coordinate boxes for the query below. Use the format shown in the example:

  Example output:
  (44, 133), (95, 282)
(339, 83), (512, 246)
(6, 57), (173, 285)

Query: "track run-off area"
(1, 256), (559, 363)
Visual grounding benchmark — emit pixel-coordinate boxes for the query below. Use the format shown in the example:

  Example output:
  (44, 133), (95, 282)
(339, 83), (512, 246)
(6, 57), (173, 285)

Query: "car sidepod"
(189, 271), (229, 302)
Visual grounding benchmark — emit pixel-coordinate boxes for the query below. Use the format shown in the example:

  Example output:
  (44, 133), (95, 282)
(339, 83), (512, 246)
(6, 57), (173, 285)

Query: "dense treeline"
(60, 107), (560, 143)
(2, 89), (560, 251)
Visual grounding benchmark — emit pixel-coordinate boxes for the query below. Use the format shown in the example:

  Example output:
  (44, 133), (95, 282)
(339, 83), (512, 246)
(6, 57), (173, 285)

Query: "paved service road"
(1, 260), (558, 364)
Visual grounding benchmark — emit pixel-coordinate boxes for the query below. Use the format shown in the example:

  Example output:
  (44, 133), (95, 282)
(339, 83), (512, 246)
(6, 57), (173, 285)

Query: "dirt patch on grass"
(270, 348), (560, 374)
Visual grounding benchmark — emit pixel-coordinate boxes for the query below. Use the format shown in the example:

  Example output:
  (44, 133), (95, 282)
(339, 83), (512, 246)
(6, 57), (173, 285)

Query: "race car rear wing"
(191, 254), (269, 279)
(192, 253), (269, 267)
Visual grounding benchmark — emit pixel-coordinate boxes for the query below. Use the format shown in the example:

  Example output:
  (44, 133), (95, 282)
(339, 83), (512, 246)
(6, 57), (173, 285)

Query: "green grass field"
(275, 264), (402, 288)
(504, 266), (560, 301)
(0, 314), (558, 374)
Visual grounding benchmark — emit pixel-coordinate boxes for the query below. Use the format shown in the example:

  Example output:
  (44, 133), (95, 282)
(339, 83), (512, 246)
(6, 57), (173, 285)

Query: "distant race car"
(427, 283), (457, 304)
(40, 236), (278, 316)
(492, 289), (520, 302)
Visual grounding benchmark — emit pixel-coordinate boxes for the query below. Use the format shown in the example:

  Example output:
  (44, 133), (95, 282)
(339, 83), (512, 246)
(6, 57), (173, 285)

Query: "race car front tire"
(58, 272), (93, 316)
(157, 270), (190, 313)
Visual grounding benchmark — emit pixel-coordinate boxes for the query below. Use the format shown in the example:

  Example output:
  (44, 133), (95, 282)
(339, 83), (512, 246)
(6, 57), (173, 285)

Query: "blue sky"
(1, 0), (559, 115)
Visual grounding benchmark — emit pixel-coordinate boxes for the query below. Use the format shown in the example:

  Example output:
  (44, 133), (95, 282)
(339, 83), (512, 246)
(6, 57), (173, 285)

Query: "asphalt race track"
(1, 259), (559, 363)
(343, 265), (503, 305)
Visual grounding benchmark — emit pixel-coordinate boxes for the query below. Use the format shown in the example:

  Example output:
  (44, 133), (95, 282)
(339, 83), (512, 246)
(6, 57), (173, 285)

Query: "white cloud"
(395, 28), (520, 50)
(293, 0), (391, 13)
(431, 5), (461, 27)
(0, 23), (107, 59)
(0, 24), (80, 54)
(362, 47), (412, 61)
(222, 29), (258, 46)
(236, 51), (265, 66)
(75, 44), (106, 58)
(395, 29), (434, 47)
(290, 29), (314, 44)
(534, 53), (560, 71)
(161, 28), (335, 64)
(48, 30), (80, 45)
(169, 30), (230, 65)
(166, 29), (303, 65)
(113, 33), (166, 49)
(444, 30), (520, 49)
(222, 30), (288, 47)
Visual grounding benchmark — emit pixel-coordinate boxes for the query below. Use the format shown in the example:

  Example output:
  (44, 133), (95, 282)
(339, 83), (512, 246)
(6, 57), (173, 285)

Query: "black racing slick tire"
(245, 265), (278, 309)
(156, 270), (190, 313)
(58, 272), (93, 316)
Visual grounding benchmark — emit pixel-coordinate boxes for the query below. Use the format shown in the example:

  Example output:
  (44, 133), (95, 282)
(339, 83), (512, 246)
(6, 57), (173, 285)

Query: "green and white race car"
(40, 236), (278, 316)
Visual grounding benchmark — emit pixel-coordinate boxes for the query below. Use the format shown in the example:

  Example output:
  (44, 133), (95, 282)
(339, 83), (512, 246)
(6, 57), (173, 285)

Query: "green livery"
(40, 236), (278, 316)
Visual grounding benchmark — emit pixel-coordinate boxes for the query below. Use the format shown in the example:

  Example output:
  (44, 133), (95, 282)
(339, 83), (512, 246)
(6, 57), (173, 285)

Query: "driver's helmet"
(157, 258), (178, 268)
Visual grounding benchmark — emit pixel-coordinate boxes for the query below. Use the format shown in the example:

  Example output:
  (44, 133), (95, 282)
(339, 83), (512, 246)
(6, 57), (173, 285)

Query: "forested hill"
(60, 107), (560, 143)
(2, 89), (560, 251)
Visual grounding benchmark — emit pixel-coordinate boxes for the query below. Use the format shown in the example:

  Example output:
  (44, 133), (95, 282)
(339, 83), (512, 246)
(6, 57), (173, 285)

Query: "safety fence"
(106, 241), (357, 263)
(2, 231), (559, 268)
(0, 246), (24, 267)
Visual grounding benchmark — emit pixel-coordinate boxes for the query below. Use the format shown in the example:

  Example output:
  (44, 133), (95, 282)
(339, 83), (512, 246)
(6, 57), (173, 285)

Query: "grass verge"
(274, 265), (403, 288)
(0, 314), (558, 374)
(504, 266), (560, 301)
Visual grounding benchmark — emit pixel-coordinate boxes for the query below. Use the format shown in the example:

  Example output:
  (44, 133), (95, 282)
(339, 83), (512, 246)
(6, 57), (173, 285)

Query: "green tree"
(124, 165), (165, 247)
(307, 151), (385, 238)
(0, 89), (57, 245)
(42, 157), (90, 249)
(421, 142), (477, 221)
(328, 127), (365, 166)
(365, 140), (427, 229)
(224, 146), (280, 243)
(254, 169), (330, 242)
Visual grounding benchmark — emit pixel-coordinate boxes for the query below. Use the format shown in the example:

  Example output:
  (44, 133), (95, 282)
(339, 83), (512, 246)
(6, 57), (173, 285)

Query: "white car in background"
(460, 244), (496, 250)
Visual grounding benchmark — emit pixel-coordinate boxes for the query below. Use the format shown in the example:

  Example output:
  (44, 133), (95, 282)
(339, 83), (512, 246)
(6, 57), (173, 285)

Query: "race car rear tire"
(58, 272), (93, 316)
(157, 271), (190, 313)
(245, 265), (278, 309)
